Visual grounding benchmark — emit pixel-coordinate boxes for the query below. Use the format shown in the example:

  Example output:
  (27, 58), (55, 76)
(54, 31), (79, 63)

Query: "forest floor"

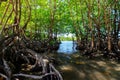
(48, 53), (120, 80)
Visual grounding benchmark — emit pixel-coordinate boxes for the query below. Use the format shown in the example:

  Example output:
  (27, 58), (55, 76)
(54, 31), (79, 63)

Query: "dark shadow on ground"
(49, 53), (120, 80)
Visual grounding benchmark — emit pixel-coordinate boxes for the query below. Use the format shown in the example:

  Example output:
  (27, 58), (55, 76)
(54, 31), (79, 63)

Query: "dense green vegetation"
(0, 0), (120, 58)
(0, 0), (120, 80)
(0, 0), (120, 41)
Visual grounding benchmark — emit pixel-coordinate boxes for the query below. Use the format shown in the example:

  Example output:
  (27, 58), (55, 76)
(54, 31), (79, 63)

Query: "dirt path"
(52, 53), (120, 80)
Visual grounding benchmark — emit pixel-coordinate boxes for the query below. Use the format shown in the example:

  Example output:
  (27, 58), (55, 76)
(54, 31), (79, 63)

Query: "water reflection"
(57, 41), (77, 54)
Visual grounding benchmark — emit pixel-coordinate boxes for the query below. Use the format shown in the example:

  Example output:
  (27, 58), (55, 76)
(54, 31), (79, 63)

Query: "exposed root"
(0, 34), (63, 80)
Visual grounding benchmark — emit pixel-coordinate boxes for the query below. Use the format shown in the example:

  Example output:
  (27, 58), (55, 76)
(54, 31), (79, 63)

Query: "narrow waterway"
(57, 41), (77, 54)
(50, 41), (120, 80)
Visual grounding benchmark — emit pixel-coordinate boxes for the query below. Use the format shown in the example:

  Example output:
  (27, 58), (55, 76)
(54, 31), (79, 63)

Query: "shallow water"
(57, 41), (77, 54)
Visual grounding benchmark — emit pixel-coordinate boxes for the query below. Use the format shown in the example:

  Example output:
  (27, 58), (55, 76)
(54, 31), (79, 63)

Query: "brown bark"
(104, 6), (111, 52)
(87, 0), (94, 49)
(22, 0), (31, 31)
(97, 0), (101, 50)
(48, 0), (56, 39)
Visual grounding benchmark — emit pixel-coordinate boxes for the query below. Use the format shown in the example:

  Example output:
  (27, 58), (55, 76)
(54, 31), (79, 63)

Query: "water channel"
(57, 41), (77, 54)
(50, 41), (120, 80)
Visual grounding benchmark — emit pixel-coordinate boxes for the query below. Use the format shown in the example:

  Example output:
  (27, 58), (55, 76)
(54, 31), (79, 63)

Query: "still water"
(57, 41), (77, 54)
(52, 41), (120, 80)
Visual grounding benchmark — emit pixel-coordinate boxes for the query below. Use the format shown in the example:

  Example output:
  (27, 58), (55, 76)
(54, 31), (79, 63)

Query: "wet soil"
(49, 53), (120, 80)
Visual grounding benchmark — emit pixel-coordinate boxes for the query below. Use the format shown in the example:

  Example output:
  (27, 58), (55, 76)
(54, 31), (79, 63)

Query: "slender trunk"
(48, 0), (56, 39)
(113, 1), (117, 40)
(104, 7), (111, 52)
(22, 0), (31, 31)
(116, 1), (119, 40)
(14, 0), (18, 34)
(87, 0), (94, 49)
(97, 0), (101, 50)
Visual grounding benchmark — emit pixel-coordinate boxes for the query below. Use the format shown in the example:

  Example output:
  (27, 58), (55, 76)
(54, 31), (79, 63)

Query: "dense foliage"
(0, 0), (120, 79)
